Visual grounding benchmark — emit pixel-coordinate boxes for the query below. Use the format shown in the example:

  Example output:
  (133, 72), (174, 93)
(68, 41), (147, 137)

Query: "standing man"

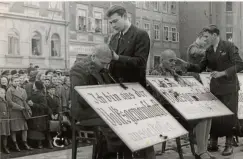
(179, 25), (243, 156)
(107, 5), (150, 87)
(187, 32), (208, 81)
(106, 5), (155, 159)
(27, 63), (35, 75)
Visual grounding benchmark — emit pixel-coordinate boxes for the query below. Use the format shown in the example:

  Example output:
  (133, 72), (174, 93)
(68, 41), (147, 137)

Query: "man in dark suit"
(107, 5), (150, 87)
(106, 5), (154, 159)
(179, 25), (243, 156)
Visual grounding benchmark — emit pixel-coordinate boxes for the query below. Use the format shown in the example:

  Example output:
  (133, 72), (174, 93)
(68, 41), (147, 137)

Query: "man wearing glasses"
(107, 5), (150, 88)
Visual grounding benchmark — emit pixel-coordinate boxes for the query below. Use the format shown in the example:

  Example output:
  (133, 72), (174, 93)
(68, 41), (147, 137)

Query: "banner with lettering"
(75, 83), (188, 152)
(146, 75), (233, 120)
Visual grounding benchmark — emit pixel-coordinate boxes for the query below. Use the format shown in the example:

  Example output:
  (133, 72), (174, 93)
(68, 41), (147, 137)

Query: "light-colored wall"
(0, 2), (67, 69)
(136, 2), (179, 71)
(68, 1), (136, 68)
(179, 2), (211, 60)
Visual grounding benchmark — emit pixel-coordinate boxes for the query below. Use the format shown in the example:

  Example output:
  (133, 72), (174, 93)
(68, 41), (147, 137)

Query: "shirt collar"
(122, 22), (131, 35)
(213, 37), (220, 52)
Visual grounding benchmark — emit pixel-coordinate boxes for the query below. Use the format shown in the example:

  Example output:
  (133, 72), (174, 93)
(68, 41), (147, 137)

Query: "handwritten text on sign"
(146, 75), (233, 120)
(200, 73), (243, 119)
(237, 73), (243, 119)
(75, 83), (187, 152)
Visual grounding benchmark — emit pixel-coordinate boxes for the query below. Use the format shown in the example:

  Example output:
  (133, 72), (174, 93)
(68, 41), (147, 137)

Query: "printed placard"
(146, 75), (233, 120)
(75, 83), (188, 152)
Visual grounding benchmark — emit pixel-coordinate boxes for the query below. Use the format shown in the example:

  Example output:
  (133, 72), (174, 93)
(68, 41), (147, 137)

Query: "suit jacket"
(187, 40), (243, 95)
(70, 56), (114, 122)
(109, 24), (150, 87)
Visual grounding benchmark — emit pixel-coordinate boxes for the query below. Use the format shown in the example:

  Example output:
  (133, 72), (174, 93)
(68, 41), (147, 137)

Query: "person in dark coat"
(63, 76), (70, 113)
(107, 5), (150, 88)
(71, 44), (129, 158)
(106, 5), (154, 158)
(0, 87), (10, 154)
(46, 85), (61, 120)
(25, 70), (38, 99)
(27, 63), (35, 75)
(178, 25), (243, 156)
(27, 81), (52, 149)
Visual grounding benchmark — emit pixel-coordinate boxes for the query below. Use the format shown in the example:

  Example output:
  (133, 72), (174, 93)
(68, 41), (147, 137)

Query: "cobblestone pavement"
(8, 137), (243, 159)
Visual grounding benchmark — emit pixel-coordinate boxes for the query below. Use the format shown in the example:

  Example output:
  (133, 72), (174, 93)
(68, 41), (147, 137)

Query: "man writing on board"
(107, 5), (150, 88)
(106, 5), (155, 159)
(178, 25), (243, 156)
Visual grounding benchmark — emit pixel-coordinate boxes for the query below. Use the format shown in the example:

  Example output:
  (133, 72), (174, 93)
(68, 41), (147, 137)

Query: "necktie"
(116, 32), (123, 54)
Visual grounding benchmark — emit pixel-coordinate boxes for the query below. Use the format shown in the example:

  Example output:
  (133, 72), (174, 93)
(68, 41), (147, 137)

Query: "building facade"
(0, 2), (68, 69)
(68, 1), (136, 68)
(179, 1), (243, 60)
(135, 1), (180, 71)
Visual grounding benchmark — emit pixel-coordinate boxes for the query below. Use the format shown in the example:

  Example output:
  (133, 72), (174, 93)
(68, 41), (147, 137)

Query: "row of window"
(136, 1), (177, 14)
(8, 29), (61, 57)
(77, 9), (104, 33)
(24, 2), (63, 10)
(76, 6), (132, 34)
(137, 22), (179, 42)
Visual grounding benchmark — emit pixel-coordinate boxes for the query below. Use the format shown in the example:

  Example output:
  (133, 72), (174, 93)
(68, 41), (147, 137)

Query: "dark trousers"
(210, 92), (238, 137)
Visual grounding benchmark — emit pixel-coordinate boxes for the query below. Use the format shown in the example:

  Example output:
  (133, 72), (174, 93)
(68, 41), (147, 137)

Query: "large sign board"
(199, 72), (211, 91)
(75, 83), (188, 152)
(146, 75), (233, 121)
(200, 73), (243, 119)
(237, 73), (243, 119)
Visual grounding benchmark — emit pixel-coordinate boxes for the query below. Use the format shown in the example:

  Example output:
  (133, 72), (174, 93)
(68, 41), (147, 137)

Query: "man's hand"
(176, 58), (188, 69)
(112, 51), (119, 61)
(211, 71), (226, 78)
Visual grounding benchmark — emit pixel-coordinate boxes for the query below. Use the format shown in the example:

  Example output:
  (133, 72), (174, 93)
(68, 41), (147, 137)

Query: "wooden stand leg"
(189, 131), (196, 155)
(233, 136), (239, 147)
(72, 119), (78, 159)
(176, 137), (184, 159)
(162, 141), (166, 153)
(92, 131), (98, 159)
(236, 136), (239, 143)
